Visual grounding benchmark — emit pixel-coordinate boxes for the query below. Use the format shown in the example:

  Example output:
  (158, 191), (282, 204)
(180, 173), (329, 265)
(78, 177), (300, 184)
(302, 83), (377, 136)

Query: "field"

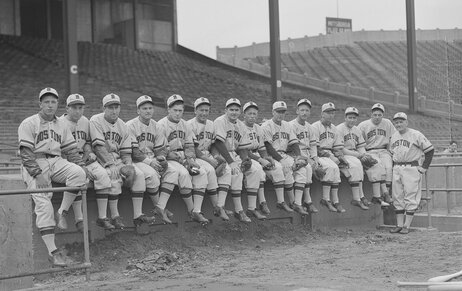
(25, 220), (462, 291)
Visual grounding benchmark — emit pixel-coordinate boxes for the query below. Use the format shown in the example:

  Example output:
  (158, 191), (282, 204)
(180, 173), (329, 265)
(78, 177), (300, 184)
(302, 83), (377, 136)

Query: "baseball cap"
(371, 103), (385, 112)
(39, 87), (59, 100)
(272, 101), (287, 111)
(225, 98), (241, 108)
(345, 107), (359, 115)
(297, 98), (312, 108)
(243, 101), (258, 112)
(136, 95), (153, 108)
(102, 93), (121, 107)
(393, 112), (407, 120)
(167, 94), (183, 107)
(321, 102), (336, 112)
(194, 97), (211, 108)
(66, 94), (85, 106)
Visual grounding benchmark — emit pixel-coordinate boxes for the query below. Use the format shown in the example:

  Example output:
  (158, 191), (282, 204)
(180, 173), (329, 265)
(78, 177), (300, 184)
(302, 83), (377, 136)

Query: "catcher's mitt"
(313, 163), (327, 180)
(120, 165), (136, 189)
(292, 155), (309, 171)
(156, 156), (168, 175)
(359, 154), (378, 170)
(240, 157), (252, 173)
(215, 156), (227, 177)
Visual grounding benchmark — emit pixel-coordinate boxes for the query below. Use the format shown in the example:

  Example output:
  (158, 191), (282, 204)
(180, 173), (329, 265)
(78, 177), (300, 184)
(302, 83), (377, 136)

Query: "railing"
(0, 186), (91, 282)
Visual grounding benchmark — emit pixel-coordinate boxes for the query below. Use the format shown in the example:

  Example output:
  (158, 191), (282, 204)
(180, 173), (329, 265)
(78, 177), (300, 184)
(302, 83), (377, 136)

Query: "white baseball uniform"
(311, 121), (342, 184)
(289, 119), (317, 184)
(336, 122), (366, 182)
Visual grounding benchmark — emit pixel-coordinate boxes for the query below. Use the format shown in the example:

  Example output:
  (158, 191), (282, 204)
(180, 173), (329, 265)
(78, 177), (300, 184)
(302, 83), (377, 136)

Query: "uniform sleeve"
(184, 122), (194, 147)
(18, 120), (36, 150)
(261, 123), (273, 144)
(153, 123), (167, 151)
(214, 118), (227, 142)
(237, 123), (251, 149)
(119, 130), (132, 155)
(311, 123), (320, 147)
(416, 131), (434, 153)
(89, 118), (106, 147)
(287, 124), (299, 146)
(332, 127), (344, 150)
(256, 125), (265, 151)
(61, 124), (78, 152)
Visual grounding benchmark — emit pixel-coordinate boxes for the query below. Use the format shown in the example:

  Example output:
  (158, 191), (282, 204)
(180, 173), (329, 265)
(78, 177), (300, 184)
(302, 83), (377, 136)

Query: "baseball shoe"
(165, 208), (174, 218)
(259, 201), (271, 215)
(320, 199), (337, 212)
(191, 211), (209, 224)
(292, 203), (309, 215)
(75, 220), (84, 233)
(153, 206), (173, 224)
(56, 210), (68, 230)
(133, 214), (156, 226)
(360, 196), (372, 206)
(213, 206), (230, 221)
(389, 226), (403, 233)
(399, 227), (410, 234)
(333, 202), (346, 213)
(96, 218), (115, 230)
(276, 202), (294, 212)
(351, 200), (369, 210)
(111, 216), (125, 229)
(371, 197), (390, 207)
(234, 210), (251, 223)
(49, 248), (76, 267)
(303, 202), (318, 214)
(382, 192), (393, 204)
(246, 209), (267, 220)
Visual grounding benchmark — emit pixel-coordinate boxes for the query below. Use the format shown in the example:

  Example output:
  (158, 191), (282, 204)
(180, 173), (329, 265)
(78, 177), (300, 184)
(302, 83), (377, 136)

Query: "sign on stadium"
(326, 17), (352, 34)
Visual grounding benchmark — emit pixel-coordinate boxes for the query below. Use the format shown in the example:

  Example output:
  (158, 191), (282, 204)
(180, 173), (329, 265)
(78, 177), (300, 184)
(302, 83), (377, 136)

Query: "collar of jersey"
(38, 112), (57, 122)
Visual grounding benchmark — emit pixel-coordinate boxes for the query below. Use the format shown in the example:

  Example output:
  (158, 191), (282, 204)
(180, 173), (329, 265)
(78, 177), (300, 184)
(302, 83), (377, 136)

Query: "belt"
(35, 153), (59, 159)
(366, 146), (387, 151)
(394, 161), (419, 167)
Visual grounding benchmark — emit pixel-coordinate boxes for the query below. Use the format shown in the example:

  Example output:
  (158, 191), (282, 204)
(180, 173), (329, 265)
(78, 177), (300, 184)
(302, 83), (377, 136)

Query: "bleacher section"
(0, 35), (460, 151)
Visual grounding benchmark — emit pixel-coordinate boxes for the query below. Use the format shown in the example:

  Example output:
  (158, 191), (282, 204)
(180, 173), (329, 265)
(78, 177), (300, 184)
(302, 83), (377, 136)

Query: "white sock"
(96, 198), (108, 219)
(157, 193), (170, 210)
(72, 200), (83, 222)
(182, 195), (194, 213)
(247, 192), (257, 210)
(331, 187), (339, 204)
(42, 234), (57, 256)
(132, 197), (144, 219)
(304, 185), (312, 204)
(58, 192), (76, 214)
(193, 192), (205, 213)
(109, 198), (120, 218)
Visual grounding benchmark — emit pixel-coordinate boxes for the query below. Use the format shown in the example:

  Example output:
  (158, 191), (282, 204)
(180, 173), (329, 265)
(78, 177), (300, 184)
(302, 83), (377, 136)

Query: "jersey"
(18, 114), (77, 155)
(187, 117), (215, 153)
(89, 113), (132, 156)
(58, 115), (91, 152)
(245, 123), (266, 153)
(214, 115), (251, 151)
(157, 117), (194, 152)
(336, 123), (366, 151)
(390, 128), (433, 163)
(289, 119), (317, 157)
(260, 119), (298, 152)
(311, 121), (343, 151)
(126, 117), (166, 158)
(358, 118), (396, 150)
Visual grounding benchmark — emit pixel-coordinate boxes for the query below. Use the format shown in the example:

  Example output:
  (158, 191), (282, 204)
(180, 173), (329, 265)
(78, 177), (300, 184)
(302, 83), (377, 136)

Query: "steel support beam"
(63, 0), (79, 97)
(406, 0), (417, 112)
(268, 0), (282, 102)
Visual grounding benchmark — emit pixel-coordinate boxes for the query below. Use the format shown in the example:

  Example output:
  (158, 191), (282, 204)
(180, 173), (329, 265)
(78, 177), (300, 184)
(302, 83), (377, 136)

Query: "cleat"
(96, 218), (115, 230)
(360, 196), (372, 206)
(292, 203), (309, 215)
(333, 202), (346, 213)
(213, 206), (230, 221)
(246, 209), (267, 220)
(303, 202), (318, 214)
(320, 199), (337, 212)
(234, 210), (251, 223)
(382, 192), (393, 204)
(56, 210), (68, 230)
(389, 226), (403, 233)
(48, 249), (76, 267)
(153, 206), (173, 224)
(224, 209), (234, 216)
(191, 211), (209, 224)
(75, 220), (84, 233)
(351, 200), (369, 210)
(399, 227), (410, 234)
(133, 214), (156, 226)
(165, 209), (174, 218)
(371, 197), (390, 207)
(259, 201), (271, 215)
(276, 202), (294, 212)
(111, 216), (125, 229)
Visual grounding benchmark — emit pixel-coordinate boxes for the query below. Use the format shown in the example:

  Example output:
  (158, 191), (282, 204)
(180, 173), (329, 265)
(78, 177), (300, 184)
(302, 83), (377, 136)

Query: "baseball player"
(389, 112), (434, 234)
(155, 94), (209, 224)
(243, 101), (286, 219)
(126, 95), (176, 223)
(311, 102), (346, 213)
(289, 98), (319, 214)
(213, 98), (259, 223)
(59, 94), (116, 230)
(18, 87), (87, 266)
(336, 107), (370, 210)
(90, 93), (155, 229)
(261, 101), (308, 215)
(358, 103), (395, 206)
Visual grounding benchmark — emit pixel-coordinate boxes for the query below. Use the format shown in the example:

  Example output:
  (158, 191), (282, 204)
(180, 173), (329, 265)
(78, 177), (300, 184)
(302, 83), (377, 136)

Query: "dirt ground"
(24, 221), (462, 291)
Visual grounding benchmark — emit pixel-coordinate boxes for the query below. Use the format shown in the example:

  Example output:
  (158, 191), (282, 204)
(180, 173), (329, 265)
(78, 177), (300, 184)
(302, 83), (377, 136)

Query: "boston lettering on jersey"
(271, 131), (289, 141)
(103, 131), (122, 144)
(136, 132), (157, 143)
(391, 139), (411, 149)
(37, 130), (62, 144)
(343, 133), (359, 143)
(226, 130), (242, 142)
(248, 131), (260, 142)
(367, 129), (387, 140)
(296, 131), (310, 140)
(319, 131), (335, 140)
(196, 131), (213, 141)
(168, 130), (186, 142)
(72, 130), (88, 141)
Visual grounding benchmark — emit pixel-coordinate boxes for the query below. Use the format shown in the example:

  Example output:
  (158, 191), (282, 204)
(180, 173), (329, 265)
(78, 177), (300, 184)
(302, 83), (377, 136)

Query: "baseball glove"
(240, 157), (252, 173)
(120, 165), (136, 189)
(312, 163), (327, 180)
(292, 155), (309, 171)
(183, 159), (200, 176)
(156, 156), (168, 175)
(215, 156), (227, 177)
(359, 154), (378, 170)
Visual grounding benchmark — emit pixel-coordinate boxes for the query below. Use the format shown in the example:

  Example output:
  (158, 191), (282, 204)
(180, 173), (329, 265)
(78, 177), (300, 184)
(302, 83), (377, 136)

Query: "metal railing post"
(81, 189), (91, 281)
(424, 172), (432, 229)
(445, 165), (451, 214)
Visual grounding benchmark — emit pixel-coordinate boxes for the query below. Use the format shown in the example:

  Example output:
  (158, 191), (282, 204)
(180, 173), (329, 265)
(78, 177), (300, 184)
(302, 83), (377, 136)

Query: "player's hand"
(167, 151), (182, 162)
(83, 166), (96, 180)
(35, 174), (49, 189)
(149, 159), (163, 172)
(229, 161), (241, 175)
(259, 158), (272, 170)
(87, 153), (97, 163)
(107, 164), (120, 180)
(205, 157), (218, 168)
(417, 166), (427, 174)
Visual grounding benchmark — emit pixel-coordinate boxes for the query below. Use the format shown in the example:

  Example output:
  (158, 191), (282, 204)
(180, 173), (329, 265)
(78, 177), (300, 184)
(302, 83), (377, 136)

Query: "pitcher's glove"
(215, 156), (227, 177)
(313, 163), (327, 180)
(120, 165), (136, 189)
(317, 149), (331, 158)
(292, 155), (309, 171)
(240, 157), (252, 173)
(184, 159), (201, 176)
(359, 154), (378, 170)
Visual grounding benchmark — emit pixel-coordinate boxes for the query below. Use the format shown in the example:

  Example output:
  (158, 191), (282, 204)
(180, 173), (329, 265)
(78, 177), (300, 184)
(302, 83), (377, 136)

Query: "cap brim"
(104, 101), (121, 107)
(195, 101), (211, 108)
(137, 100), (153, 107)
(226, 102), (241, 108)
(393, 117), (406, 121)
(323, 109), (336, 112)
(297, 102), (312, 107)
(273, 107), (287, 111)
(40, 93), (58, 100)
(67, 101), (85, 106)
